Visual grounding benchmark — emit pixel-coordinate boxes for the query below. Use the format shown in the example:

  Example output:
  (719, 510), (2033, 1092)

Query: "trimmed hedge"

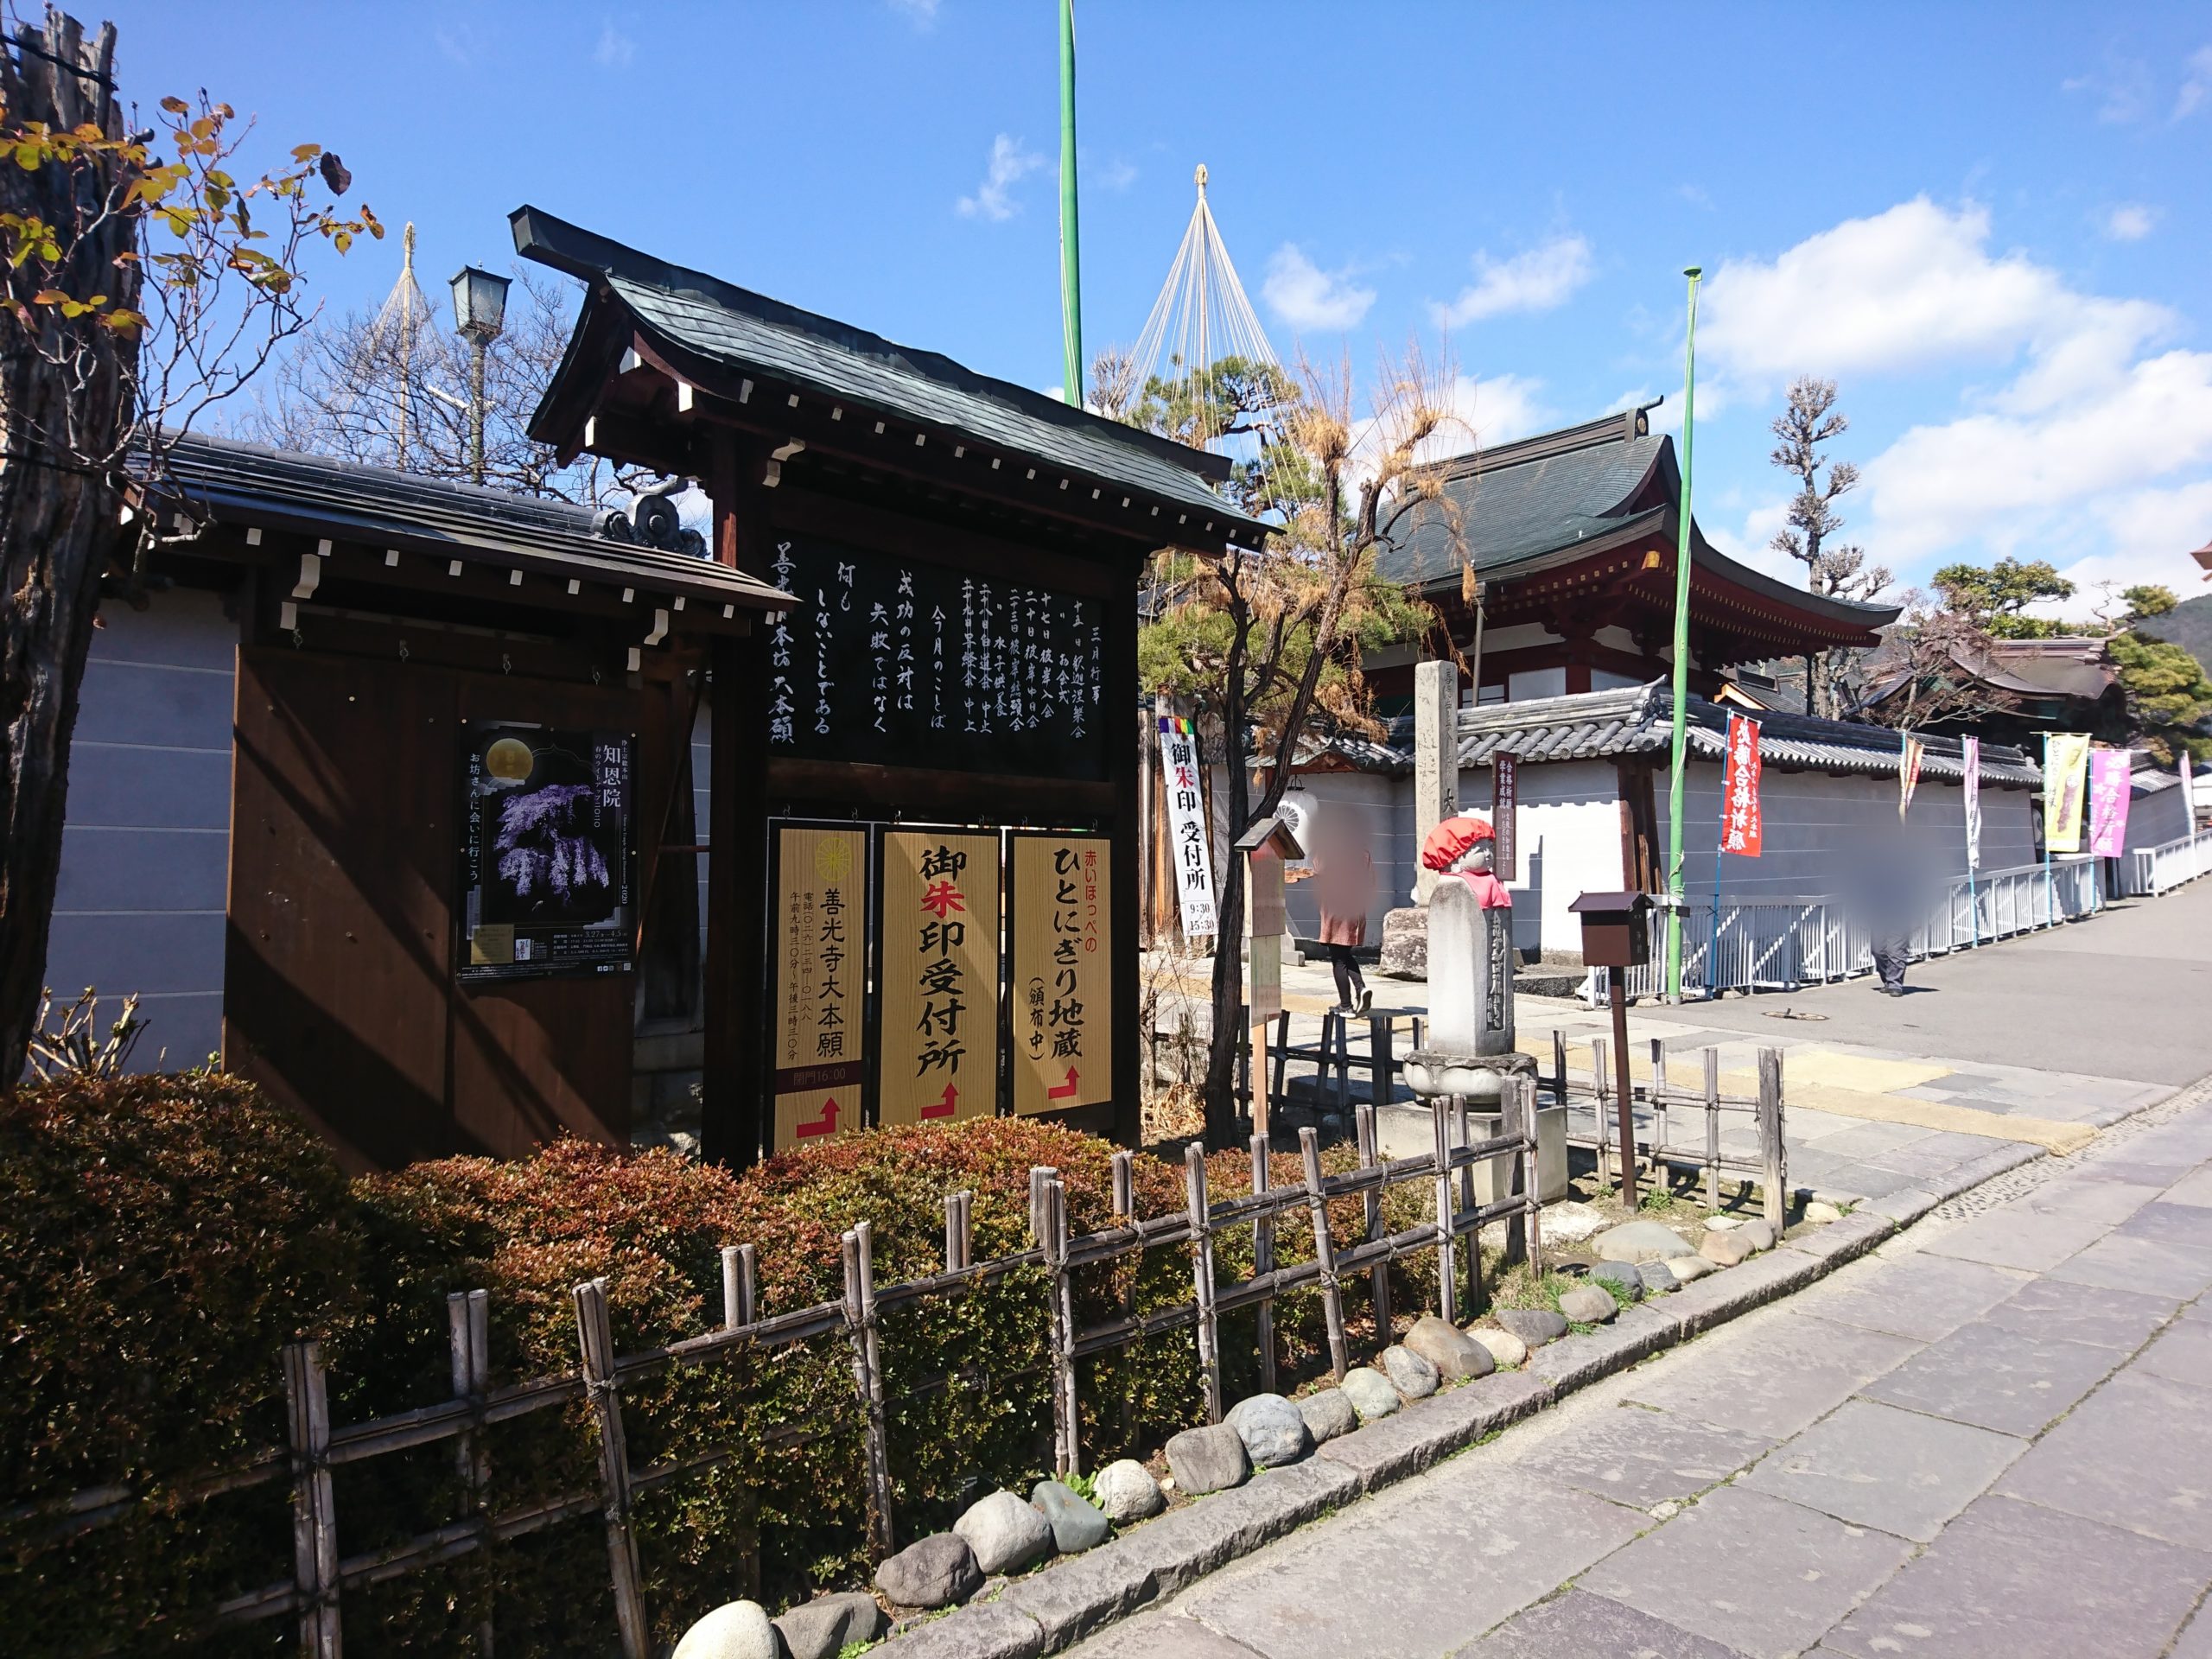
(2, 1078), (1390, 1656)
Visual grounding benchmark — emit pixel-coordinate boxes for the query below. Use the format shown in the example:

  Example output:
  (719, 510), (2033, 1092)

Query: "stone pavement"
(1062, 1084), (2212, 1659)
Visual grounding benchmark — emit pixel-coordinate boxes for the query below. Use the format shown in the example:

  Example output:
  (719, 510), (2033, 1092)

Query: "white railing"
(1590, 857), (2107, 1004)
(2118, 832), (2212, 898)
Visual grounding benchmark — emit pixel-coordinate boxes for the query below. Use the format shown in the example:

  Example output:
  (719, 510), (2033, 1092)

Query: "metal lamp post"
(448, 265), (511, 484)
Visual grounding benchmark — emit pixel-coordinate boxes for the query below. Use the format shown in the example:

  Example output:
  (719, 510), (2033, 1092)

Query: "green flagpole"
(1663, 265), (1703, 1003)
(1058, 0), (1084, 405)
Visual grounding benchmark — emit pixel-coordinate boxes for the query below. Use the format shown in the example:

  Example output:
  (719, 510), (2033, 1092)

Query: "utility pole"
(1662, 265), (1702, 1003)
(1058, 0), (1084, 406)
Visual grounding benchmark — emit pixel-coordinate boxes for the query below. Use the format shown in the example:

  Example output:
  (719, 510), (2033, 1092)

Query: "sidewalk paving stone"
(1805, 1252), (2029, 1343)
(2011, 1177), (2166, 1225)
(1510, 1403), (1774, 1511)
(1453, 1590), (1747, 1658)
(1859, 1318), (2122, 1436)
(1049, 1611), (1262, 1658)
(2045, 1233), (2212, 1302)
(1918, 1207), (2113, 1272)
(2165, 1166), (2212, 1206)
(1577, 1484), (1913, 1659)
(1996, 1369), (2212, 1552)
(1975, 1275), (2175, 1351)
(1624, 1317), (1920, 1442)
(1734, 1398), (2024, 1541)
(2136, 1318), (2212, 1386)
(1825, 1493), (2210, 1659)
(1174, 1471), (1644, 1659)
(2113, 1198), (2212, 1249)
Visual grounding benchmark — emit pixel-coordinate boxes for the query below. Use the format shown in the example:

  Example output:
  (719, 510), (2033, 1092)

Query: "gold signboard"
(877, 830), (1001, 1128)
(1010, 834), (1113, 1116)
(771, 823), (868, 1151)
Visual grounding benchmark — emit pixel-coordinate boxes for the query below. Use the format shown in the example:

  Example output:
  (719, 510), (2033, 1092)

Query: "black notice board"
(459, 723), (634, 982)
(764, 534), (1108, 782)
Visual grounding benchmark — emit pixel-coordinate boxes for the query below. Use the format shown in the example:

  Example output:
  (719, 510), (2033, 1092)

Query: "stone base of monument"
(1375, 906), (1427, 979)
(1400, 1046), (1537, 1103)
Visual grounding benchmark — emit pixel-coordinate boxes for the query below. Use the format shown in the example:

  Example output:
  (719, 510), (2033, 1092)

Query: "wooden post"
(1591, 1035), (1611, 1174)
(446, 1287), (491, 1506)
(1607, 969), (1637, 1207)
(1453, 1096), (1478, 1311)
(1272, 1009), (1291, 1116)
(1552, 1028), (1567, 1108)
(283, 1339), (341, 1659)
(1703, 1048), (1722, 1211)
(1033, 1175), (1079, 1477)
(721, 1243), (758, 1330)
(1110, 1150), (1135, 1220)
(1758, 1047), (1787, 1226)
(1299, 1127), (1351, 1380)
(1249, 1133), (1276, 1396)
(1251, 1015), (1272, 1138)
(1355, 1102), (1389, 1339)
(841, 1227), (897, 1560)
(1650, 1038), (1669, 1175)
(572, 1280), (649, 1659)
(1518, 1075), (1543, 1271)
(1371, 1012), (1396, 1108)
(1183, 1141), (1222, 1422)
(1432, 1097), (1458, 1323)
(1498, 1080), (1528, 1272)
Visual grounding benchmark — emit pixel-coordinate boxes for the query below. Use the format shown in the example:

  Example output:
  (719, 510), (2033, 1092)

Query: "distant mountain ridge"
(2139, 591), (2212, 682)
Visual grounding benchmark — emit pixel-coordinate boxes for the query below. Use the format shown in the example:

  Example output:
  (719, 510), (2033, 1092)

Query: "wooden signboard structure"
(1234, 815), (1304, 1133)
(515, 207), (1268, 1162)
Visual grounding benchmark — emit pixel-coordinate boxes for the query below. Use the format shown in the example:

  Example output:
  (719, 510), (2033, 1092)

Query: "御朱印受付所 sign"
(876, 830), (1001, 1127)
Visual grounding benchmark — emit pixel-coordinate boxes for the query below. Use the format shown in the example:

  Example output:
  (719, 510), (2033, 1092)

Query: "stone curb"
(868, 1116), (2126, 1659)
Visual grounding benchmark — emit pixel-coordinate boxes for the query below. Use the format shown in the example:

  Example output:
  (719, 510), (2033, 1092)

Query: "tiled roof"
(1452, 683), (2044, 785)
(512, 207), (1268, 545)
(154, 430), (795, 613)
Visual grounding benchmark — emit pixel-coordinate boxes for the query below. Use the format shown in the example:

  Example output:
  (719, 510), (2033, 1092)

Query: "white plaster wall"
(1459, 756), (1622, 959)
(1507, 666), (1567, 702)
(43, 587), (236, 1071)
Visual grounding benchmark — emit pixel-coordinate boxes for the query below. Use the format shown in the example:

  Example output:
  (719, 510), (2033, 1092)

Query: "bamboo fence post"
(1552, 1028), (1567, 1107)
(1355, 1103), (1389, 1339)
(1249, 1133), (1276, 1395)
(1452, 1097), (1478, 1311)
(283, 1339), (341, 1659)
(1183, 1142), (1222, 1423)
(721, 1244), (758, 1331)
(1591, 1036), (1611, 1177)
(571, 1280), (649, 1659)
(446, 1288), (493, 1654)
(1110, 1150), (1135, 1220)
(1703, 1048), (1722, 1210)
(1298, 1127), (1350, 1381)
(840, 1227), (897, 1561)
(1519, 1075), (1543, 1272)
(1650, 1039), (1670, 1179)
(1109, 1149), (1138, 1450)
(1497, 1080), (1527, 1273)
(1758, 1048), (1788, 1227)
(1036, 1176), (1079, 1477)
(1432, 1097), (1458, 1324)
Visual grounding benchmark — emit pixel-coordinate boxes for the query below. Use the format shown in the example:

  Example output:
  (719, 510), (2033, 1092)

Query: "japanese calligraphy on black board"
(766, 536), (1107, 781)
(1009, 833), (1114, 1116)
(770, 823), (868, 1150)
(876, 830), (1002, 1128)
(459, 723), (634, 982)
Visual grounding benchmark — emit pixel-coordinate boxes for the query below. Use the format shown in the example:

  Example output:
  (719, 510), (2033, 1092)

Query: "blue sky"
(106, 1), (2212, 607)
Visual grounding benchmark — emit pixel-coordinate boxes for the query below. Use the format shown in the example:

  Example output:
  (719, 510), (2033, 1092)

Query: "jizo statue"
(1419, 814), (1515, 1060)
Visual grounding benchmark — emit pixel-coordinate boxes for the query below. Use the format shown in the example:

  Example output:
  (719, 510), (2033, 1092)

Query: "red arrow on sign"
(795, 1097), (840, 1139)
(1047, 1065), (1080, 1102)
(921, 1082), (958, 1120)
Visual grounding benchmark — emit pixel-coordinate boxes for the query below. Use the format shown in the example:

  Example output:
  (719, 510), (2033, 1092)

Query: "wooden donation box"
(1568, 890), (1653, 969)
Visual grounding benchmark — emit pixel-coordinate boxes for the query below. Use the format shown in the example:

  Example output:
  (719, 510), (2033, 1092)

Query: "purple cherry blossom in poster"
(461, 724), (634, 981)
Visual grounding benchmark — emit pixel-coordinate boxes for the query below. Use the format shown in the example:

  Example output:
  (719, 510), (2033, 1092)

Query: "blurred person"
(1313, 804), (1376, 1014)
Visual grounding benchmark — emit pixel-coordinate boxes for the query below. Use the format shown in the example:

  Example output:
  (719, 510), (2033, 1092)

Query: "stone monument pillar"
(1378, 659), (1459, 977)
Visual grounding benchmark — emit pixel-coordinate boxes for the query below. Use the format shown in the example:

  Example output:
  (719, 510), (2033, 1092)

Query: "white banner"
(1158, 715), (1218, 937)
(1961, 736), (1981, 870)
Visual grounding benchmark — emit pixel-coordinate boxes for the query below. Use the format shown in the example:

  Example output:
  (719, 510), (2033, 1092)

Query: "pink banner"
(2088, 748), (2132, 858)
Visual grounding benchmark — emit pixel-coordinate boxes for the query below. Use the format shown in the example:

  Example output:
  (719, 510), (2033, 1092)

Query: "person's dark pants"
(1327, 942), (1366, 1007)
(1872, 931), (1910, 992)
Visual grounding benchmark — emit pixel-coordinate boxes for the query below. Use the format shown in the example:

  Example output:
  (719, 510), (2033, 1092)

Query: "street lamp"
(448, 265), (511, 485)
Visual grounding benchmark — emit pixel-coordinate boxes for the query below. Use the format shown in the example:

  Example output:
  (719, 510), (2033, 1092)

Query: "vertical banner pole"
(1663, 265), (1704, 1002)
(1058, 0), (1083, 404)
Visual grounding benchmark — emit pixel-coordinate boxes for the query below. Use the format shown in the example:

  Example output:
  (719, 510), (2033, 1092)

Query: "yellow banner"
(1010, 835), (1113, 1115)
(877, 830), (1001, 1128)
(771, 824), (868, 1151)
(2044, 732), (2091, 853)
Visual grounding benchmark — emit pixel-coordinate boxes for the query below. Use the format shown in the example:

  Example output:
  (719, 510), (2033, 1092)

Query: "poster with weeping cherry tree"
(459, 723), (635, 982)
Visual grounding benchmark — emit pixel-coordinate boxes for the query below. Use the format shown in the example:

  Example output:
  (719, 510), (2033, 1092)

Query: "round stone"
(1341, 1365), (1402, 1422)
(1379, 1343), (1440, 1398)
(1403, 1313), (1495, 1380)
(1298, 1387), (1358, 1443)
(1557, 1285), (1618, 1325)
(874, 1533), (981, 1609)
(1803, 1199), (1845, 1224)
(773, 1592), (883, 1659)
(1637, 1261), (1677, 1295)
(1668, 1254), (1718, 1284)
(1226, 1392), (1312, 1467)
(1093, 1459), (1164, 1524)
(1495, 1307), (1569, 1347)
(1739, 1218), (1778, 1252)
(1588, 1260), (1646, 1301)
(954, 1490), (1053, 1575)
(1541, 1201), (1611, 1244)
(1031, 1478), (1109, 1554)
(1465, 1326), (1528, 1368)
(1592, 1219), (1698, 1263)
(1165, 1421), (1250, 1495)
(1700, 1229), (1753, 1267)
(672, 1600), (779, 1659)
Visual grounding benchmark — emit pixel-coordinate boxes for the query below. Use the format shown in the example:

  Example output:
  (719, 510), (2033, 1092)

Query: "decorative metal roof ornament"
(594, 475), (705, 556)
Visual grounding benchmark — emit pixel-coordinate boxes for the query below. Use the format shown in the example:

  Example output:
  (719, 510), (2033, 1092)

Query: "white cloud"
(1261, 244), (1376, 334)
(1429, 233), (1592, 328)
(956, 135), (1043, 222)
(2103, 202), (2158, 242)
(594, 22), (635, 66)
(2177, 45), (2212, 118)
(2064, 54), (2155, 124)
(1344, 373), (1551, 507)
(887, 0), (941, 27)
(1096, 156), (1138, 192)
(1703, 499), (1810, 588)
